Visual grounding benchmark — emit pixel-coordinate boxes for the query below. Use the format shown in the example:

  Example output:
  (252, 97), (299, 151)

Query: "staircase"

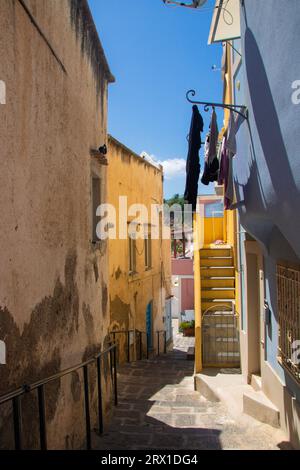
(200, 246), (235, 313)
(200, 245), (240, 367)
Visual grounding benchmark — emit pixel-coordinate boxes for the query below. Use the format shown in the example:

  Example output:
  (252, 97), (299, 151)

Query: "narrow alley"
(94, 327), (291, 451)
(1, 0), (300, 457)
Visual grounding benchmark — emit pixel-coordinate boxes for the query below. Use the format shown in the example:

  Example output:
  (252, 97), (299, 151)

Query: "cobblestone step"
(92, 330), (291, 450)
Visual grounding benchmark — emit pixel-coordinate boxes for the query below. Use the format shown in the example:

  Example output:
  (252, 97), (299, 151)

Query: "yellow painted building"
(107, 136), (172, 362)
(193, 43), (240, 373)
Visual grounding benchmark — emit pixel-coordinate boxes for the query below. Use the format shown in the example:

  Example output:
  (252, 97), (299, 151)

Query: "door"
(146, 302), (153, 349)
(165, 299), (172, 342)
(245, 241), (265, 377)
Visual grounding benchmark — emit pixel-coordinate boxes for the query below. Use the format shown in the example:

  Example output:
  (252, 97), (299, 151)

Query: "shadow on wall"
(242, 25), (299, 251)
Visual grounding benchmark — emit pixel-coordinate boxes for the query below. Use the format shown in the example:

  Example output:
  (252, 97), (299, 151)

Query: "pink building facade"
(171, 259), (194, 319)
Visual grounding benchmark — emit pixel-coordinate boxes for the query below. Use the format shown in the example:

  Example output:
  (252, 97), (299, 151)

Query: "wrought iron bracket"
(186, 89), (248, 120)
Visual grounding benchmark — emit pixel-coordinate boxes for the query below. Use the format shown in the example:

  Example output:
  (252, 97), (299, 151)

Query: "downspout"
(193, 212), (202, 373)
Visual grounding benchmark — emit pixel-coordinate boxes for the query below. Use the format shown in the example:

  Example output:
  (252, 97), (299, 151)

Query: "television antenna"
(162, 0), (208, 9)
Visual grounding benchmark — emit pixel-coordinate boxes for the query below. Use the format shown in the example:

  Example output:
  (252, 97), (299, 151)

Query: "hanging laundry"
(201, 108), (219, 185)
(225, 110), (237, 156)
(218, 136), (230, 209)
(218, 111), (237, 209)
(207, 108), (219, 163)
(184, 105), (204, 212)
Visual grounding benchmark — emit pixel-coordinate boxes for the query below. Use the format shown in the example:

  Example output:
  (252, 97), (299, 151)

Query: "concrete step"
(201, 266), (235, 277)
(201, 277), (235, 288)
(187, 347), (195, 361)
(201, 288), (235, 299)
(194, 369), (245, 414)
(201, 248), (232, 257)
(201, 257), (233, 267)
(243, 390), (280, 428)
(251, 374), (262, 392)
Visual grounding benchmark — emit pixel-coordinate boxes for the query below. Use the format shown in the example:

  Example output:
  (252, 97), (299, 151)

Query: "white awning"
(208, 0), (241, 44)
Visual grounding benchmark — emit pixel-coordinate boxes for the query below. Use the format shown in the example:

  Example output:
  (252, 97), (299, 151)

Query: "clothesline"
(184, 105), (237, 212)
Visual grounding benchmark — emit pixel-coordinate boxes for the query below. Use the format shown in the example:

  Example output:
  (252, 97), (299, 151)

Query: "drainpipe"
(193, 212), (202, 373)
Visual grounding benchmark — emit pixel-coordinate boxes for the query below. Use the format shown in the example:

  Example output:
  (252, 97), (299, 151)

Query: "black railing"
(157, 330), (167, 356)
(0, 343), (118, 451)
(110, 329), (167, 363)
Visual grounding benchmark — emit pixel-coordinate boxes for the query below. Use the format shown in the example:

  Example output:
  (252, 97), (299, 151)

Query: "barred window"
(144, 230), (152, 270)
(129, 236), (136, 274)
(277, 263), (300, 383)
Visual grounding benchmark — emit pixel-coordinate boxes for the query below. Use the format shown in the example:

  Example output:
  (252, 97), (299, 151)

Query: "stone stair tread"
(186, 347), (195, 361)
(201, 256), (232, 259)
(243, 390), (280, 428)
(202, 276), (235, 279)
(201, 266), (235, 269)
(244, 390), (279, 410)
(202, 287), (235, 291)
(251, 374), (262, 391)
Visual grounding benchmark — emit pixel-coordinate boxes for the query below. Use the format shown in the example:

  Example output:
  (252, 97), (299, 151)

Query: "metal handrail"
(0, 343), (118, 451)
(109, 328), (167, 362)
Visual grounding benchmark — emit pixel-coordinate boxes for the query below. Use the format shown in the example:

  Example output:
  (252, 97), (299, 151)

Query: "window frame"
(144, 229), (152, 270)
(129, 235), (137, 274)
(276, 261), (300, 384)
(91, 173), (101, 244)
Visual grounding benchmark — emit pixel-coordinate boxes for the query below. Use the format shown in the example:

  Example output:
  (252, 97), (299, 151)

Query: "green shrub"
(179, 320), (195, 332)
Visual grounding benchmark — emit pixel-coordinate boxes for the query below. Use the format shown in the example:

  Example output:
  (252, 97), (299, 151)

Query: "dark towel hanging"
(184, 105), (204, 212)
(201, 108), (219, 185)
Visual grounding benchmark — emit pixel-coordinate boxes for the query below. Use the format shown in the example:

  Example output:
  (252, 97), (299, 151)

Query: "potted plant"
(179, 320), (195, 337)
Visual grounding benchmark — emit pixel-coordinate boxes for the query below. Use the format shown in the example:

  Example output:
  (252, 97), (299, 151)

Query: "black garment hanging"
(201, 109), (219, 186)
(184, 105), (204, 212)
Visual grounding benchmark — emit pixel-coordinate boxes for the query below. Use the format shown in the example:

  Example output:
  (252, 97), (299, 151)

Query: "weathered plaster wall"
(0, 0), (113, 449)
(107, 137), (171, 361)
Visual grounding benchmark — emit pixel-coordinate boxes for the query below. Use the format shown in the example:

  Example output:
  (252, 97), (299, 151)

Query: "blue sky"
(88, 0), (223, 198)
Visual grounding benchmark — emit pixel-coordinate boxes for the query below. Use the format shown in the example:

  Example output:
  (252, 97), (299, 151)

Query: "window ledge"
(90, 149), (108, 166)
(278, 356), (300, 385)
(129, 270), (138, 276)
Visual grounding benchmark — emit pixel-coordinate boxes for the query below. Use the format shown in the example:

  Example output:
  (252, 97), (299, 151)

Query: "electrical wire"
(163, 0), (235, 26)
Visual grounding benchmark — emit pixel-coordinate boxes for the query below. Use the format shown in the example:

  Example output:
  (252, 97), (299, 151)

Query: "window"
(129, 236), (136, 273)
(144, 230), (152, 270)
(204, 200), (224, 218)
(92, 175), (101, 243)
(277, 262), (300, 383)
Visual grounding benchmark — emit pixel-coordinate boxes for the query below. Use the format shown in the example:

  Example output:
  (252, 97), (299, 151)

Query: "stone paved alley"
(94, 327), (292, 450)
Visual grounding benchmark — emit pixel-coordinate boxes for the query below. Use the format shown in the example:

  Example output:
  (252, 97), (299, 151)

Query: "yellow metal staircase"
(200, 245), (240, 367)
(200, 246), (235, 314)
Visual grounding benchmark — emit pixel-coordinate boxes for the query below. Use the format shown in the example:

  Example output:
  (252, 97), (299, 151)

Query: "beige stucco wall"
(0, 0), (113, 449)
(107, 137), (171, 362)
